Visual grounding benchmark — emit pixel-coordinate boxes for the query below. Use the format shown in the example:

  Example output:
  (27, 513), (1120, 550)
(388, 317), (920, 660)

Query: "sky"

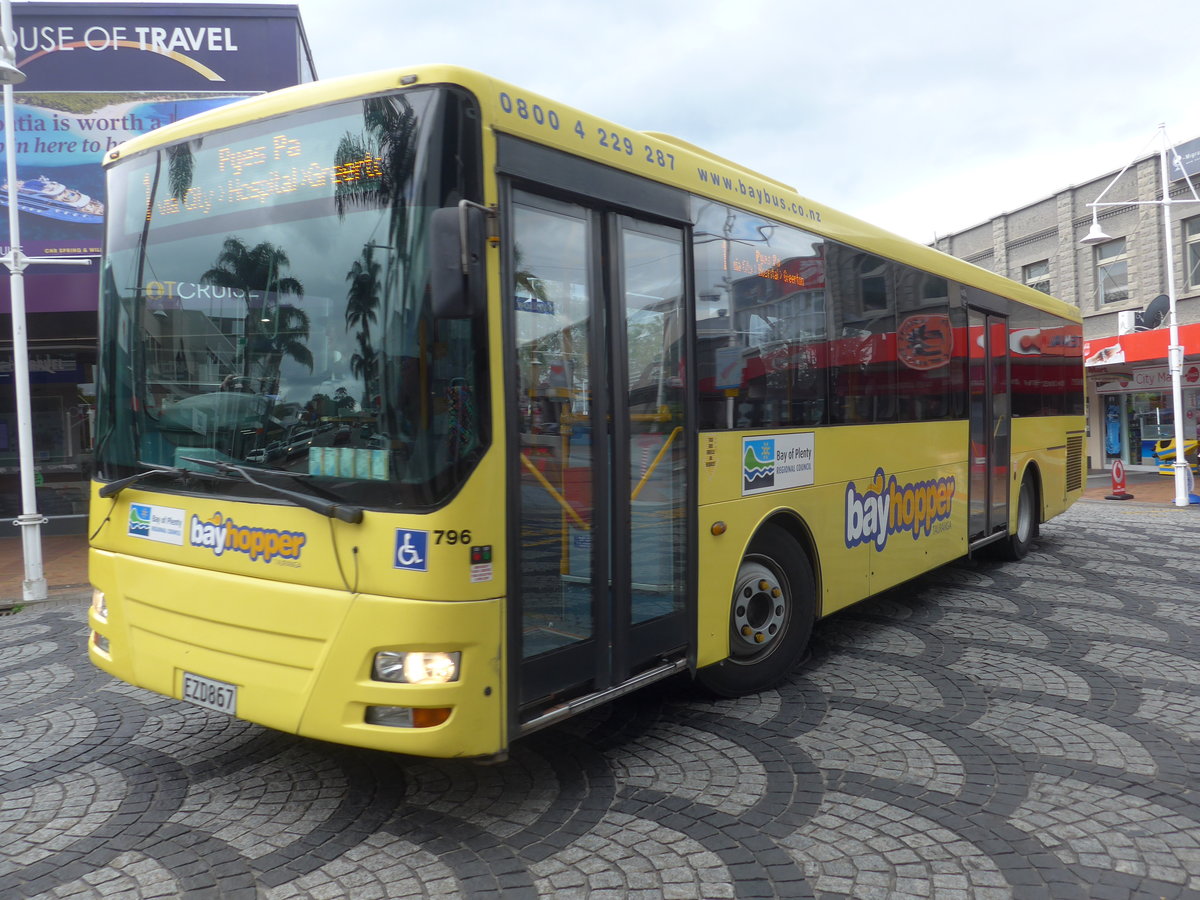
(40, 0), (1188, 246)
(290, 0), (1200, 245)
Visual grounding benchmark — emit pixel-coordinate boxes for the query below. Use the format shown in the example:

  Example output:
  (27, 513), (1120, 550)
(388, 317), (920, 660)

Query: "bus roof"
(107, 64), (1080, 324)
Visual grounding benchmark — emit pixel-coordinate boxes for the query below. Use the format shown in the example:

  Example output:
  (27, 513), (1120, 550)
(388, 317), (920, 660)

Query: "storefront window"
(0, 349), (96, 520)
(1102, 387), (1200, 468)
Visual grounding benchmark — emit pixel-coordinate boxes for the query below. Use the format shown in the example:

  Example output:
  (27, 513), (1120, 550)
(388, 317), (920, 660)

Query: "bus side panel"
(695, 483), (864, 669)
(1011, 416), (1087, 525)
(694, 422), (968, 667)
(862, 459), (969, 598)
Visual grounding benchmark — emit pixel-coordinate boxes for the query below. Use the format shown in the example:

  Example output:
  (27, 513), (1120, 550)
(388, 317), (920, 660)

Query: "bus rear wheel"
(697, 525), (815, 698)
(997, 472), (1038, 561)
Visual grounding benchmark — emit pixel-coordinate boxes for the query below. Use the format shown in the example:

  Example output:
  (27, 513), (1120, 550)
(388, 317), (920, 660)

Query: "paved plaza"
(2, 497), (1199, 899)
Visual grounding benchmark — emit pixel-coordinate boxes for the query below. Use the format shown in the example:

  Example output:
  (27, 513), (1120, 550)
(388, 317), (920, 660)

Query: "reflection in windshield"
(202, 237), (312, 384)
(96, 87), (486, 510)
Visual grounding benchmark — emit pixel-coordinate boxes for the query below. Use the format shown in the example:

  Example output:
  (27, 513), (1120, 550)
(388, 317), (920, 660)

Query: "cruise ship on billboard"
(0, 175), (104, 224)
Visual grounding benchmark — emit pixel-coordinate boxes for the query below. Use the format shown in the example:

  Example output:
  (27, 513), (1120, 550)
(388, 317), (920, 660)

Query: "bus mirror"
(430, 203), (487, 319)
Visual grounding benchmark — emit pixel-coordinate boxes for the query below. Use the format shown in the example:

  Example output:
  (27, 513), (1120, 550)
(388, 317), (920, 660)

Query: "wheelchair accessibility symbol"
(394, 529), (429, 572)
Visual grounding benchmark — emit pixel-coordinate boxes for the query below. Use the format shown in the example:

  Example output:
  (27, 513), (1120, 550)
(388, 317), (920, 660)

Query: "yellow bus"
(87, 66), (1085, 759)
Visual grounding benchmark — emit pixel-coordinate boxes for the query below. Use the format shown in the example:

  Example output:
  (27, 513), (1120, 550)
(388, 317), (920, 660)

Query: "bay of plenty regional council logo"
(126, 503), (185, 545)
(743, 438), (775, 492)
(128, 503), (152, 537)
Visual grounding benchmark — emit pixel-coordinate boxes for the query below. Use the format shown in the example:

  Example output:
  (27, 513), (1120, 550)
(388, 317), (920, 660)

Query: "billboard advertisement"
(2, 92), (255, 265)
(0, 4), (312, 519)
(12, 10), (311, 92)
(1172, 136), (1200, 183)
(1, 3), (313, 308)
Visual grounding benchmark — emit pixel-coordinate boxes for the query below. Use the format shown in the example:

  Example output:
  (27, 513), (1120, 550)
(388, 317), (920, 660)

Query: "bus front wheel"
(697, 525), (815, 698)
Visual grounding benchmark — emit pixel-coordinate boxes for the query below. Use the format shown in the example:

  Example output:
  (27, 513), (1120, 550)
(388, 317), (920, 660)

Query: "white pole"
(1158, 124), (1191, 507)
(0, 0), (46, 599)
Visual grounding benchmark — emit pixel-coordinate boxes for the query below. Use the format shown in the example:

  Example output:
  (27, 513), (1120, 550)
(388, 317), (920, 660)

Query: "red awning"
(1083, 321), (1200, 367)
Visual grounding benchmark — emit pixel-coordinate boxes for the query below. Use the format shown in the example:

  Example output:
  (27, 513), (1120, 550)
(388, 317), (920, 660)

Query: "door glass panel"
(989, 317), (1010, 530)
(967, 310), (988, 540)
(514, 201), (594, 660)
(622, 226), (686, 626)
(968, 311), (1010, 540)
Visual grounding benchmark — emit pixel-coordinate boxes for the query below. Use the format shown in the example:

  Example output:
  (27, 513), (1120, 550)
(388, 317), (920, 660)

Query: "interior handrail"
(519, 452), (590, 530)
(630, 426), (682, 501)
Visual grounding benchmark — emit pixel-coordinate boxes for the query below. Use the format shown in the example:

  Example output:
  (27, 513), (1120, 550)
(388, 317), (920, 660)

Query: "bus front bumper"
(87, 551), (506, 759)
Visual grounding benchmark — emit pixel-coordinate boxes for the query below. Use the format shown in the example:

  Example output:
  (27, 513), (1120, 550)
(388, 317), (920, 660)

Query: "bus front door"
(511, 192), (690, 726)
(968, 310), (1011, 544)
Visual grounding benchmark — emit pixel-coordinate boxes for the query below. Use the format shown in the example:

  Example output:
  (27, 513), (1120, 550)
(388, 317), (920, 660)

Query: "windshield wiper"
(98, 462), (196, 499)
(179, 456), (364, 524)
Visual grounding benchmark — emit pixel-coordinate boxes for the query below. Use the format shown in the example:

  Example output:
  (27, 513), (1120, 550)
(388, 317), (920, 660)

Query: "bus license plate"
(182, 672), (238, 716)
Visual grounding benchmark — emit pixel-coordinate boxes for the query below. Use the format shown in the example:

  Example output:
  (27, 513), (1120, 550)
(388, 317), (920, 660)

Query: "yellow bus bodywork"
(95, 64), (1086, 756)
(693, 417), (1083, 668)
(87, 460), (510, 758)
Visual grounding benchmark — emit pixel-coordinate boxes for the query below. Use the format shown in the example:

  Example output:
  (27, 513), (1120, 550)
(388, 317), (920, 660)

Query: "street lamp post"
(1081, 123), (1200, 509)
(0, 0), (89, 601)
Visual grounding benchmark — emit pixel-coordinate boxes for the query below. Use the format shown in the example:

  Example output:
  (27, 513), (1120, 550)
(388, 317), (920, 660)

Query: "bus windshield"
(95, 87), (487, 509)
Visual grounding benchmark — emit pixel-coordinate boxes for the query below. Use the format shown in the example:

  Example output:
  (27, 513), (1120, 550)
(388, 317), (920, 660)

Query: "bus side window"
(691, 199), (830, 430)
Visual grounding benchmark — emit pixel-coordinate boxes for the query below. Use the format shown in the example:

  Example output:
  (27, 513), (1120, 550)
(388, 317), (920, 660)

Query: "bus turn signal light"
(412, 707), (451, 727)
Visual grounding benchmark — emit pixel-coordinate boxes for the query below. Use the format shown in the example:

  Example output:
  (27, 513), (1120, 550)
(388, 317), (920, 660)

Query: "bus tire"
(697, 524), (815, 698)
(997, 472), (1038, 561)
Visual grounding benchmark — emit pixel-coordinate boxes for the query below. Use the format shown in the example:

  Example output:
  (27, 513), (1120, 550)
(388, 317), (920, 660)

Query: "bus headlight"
(372, 651), (461, 684)
(91, 589), (108, 622)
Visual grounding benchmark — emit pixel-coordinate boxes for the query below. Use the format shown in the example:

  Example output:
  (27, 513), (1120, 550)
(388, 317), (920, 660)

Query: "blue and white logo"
(128, 503), (152, 537)
(740, 433), (815, 496)
(742, 438), (776, 493)
(127, 502), (185, 545)
(394, 529), (429, 572)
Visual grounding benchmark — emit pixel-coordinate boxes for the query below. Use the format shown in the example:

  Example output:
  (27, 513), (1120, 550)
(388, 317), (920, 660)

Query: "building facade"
(934, 139), (1200, 473)
(0, 2), (315, 532)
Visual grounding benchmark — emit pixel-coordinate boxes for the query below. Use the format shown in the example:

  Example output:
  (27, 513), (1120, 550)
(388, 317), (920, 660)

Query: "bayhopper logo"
(845, 468), (956, 552)
(189, 512), (306, 564)
(16, 25), (241, 82)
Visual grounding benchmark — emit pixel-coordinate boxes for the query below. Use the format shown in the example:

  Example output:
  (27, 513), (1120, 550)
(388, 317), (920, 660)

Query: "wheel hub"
(731, 560), (787, 657)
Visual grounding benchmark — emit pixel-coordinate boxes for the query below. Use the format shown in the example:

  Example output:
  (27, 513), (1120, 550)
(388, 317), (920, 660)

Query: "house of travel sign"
(10, 4), (312, 92)
(0, 3), (312, 303)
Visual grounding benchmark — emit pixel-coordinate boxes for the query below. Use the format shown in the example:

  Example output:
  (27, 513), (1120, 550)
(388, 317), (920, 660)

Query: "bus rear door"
(968, 309), (1011, 544)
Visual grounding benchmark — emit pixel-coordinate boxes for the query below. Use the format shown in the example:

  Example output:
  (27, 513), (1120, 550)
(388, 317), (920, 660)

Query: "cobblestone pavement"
(2, 500), (1199, 899)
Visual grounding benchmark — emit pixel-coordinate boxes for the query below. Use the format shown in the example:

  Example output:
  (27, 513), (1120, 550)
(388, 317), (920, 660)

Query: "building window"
(858, 255), (890, 311)
(1023, 259), (1051, 294)
(1186, 217), (1200, 290)
(1095, 238), (1129, 304)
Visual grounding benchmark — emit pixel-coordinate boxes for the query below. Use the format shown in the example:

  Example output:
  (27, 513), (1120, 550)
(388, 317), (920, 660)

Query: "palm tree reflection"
(346, 242), (382, 409)
(201, 237), (312, 388)
(334, 95), (421, 443)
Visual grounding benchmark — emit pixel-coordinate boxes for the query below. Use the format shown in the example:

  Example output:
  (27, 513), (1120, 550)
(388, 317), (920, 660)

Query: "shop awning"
(1083, 321), (1200, 367)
